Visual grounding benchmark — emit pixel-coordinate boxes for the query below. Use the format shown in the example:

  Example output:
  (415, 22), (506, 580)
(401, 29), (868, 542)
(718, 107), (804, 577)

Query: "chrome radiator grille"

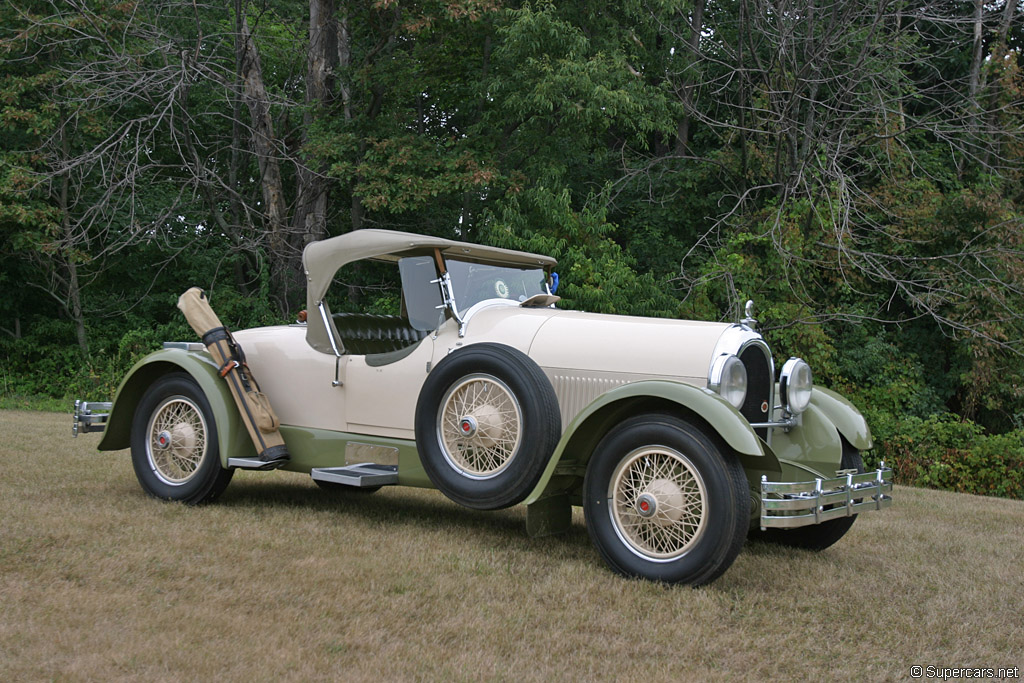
(739, 344), (773, 440)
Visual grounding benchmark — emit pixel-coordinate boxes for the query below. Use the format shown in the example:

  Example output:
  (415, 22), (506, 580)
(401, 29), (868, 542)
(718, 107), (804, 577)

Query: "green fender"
(769, 402), (843, 479)
(809, 386), (873, 451)
(97, 348), (255, 466)
(524, 380), (764, 506)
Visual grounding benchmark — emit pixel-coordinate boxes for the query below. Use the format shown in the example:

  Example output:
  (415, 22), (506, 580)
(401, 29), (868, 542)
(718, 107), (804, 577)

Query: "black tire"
(130, 373), (234, 504)
(750, 443), (863, 551)
(414, 343), (560, 510)
(583, 414), (749, 586)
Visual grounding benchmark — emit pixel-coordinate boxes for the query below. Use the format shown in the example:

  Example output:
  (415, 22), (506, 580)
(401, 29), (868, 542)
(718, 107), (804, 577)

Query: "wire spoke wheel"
(586, 416), (748, 585)
(146, 395), (207, 485)
(437, 374), (523, 479)
(131, 373), (233, 504)
(609, 446), (709, 561)
(416, 343), (560, 511)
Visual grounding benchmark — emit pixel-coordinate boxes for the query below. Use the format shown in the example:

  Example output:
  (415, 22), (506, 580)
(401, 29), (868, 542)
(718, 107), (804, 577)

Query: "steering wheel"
(461, 266), (512, 308)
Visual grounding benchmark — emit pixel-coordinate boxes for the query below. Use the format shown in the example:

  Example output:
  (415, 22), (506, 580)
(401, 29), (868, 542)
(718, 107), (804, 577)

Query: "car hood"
(524, 308), (731, 383)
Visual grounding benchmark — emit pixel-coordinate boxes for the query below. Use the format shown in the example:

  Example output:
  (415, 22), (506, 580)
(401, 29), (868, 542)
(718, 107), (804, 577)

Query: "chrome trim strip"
(317, 301), (345, 386)
(345, 442), (400, 467)
(162, 341), (206, 352)
(708, 324), (775, 443)
(317, 301), (343, 357)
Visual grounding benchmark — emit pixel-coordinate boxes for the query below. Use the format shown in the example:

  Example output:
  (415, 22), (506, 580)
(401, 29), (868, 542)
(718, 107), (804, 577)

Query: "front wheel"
(130, 373), (233, 504)
(583, 414), (749, 586)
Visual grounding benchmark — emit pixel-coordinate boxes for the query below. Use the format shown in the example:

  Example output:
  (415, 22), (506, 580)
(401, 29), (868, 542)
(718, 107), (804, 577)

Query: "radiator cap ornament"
(741, 299), (758, 330)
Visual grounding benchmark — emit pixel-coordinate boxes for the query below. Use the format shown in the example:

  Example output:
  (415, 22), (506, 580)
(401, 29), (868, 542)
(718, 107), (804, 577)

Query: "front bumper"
(759, 465), (893, 529)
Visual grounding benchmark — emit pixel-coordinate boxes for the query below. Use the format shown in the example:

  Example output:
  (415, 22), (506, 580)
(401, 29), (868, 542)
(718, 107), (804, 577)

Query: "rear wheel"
(583, 414), (749, 586)
(130, 373), (233, 504)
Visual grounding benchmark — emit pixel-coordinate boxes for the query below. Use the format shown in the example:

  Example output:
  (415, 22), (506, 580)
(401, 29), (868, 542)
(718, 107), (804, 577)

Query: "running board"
(311, 463), (398, 488)
(228, 457), (287, 471)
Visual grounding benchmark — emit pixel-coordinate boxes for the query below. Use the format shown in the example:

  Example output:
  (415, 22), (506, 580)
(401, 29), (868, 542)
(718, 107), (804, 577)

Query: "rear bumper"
(73, 399), (112, 436)
(760, 465), (893, 529)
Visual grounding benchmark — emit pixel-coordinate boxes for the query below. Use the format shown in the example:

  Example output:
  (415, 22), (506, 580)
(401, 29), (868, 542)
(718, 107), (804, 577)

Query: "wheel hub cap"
(171, 422), (197, 457)
(643, 478), (686, 527)
(468, 403), (504, 449)
(156, 430), (172, 450)
(458, 416), (478, 437)
(636, 492), (657, 518)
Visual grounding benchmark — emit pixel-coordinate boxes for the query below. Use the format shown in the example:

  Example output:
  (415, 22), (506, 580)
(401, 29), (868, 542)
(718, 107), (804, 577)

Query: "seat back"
(332, 313), (430, 355)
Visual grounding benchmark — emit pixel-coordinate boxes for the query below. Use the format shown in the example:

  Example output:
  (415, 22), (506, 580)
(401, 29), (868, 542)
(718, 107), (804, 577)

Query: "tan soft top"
(302, 229), (557, 354)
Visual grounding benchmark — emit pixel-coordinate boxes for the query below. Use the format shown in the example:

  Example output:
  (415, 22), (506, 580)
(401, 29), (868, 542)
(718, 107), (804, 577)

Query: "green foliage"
(826, 326), (947, 446)
(876, 415), (1024, 500)
(2, 0), (1023, 505)
(482, 186), (677, 317)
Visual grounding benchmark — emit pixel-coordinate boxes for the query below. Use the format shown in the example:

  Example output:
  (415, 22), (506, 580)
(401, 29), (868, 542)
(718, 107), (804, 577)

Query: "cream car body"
(78, 229), (892, 585)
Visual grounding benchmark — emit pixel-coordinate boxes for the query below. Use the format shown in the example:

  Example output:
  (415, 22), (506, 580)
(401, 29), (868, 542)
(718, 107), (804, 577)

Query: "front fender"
(810, 386), (873, 451)
(524, 380), (765, 505)
(97, 348), (255, 466)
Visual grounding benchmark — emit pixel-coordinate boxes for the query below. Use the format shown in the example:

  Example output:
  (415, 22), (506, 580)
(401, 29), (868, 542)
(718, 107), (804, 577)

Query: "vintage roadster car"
(74, 229), (892, 585)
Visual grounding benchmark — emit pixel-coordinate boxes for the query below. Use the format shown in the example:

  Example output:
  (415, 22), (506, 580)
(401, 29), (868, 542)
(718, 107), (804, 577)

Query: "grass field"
(2, 410), (1022, 681)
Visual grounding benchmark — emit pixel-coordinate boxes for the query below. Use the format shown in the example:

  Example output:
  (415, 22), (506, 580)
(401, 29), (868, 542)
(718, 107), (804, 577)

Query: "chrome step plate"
(311, 463), (399, 488)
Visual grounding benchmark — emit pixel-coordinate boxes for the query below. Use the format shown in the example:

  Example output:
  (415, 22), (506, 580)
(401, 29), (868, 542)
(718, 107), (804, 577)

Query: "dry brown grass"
(2, 410), (1022, 682)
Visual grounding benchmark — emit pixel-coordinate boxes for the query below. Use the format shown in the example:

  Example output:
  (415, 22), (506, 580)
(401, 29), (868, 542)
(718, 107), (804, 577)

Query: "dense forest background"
(2, 0), (1022, 496)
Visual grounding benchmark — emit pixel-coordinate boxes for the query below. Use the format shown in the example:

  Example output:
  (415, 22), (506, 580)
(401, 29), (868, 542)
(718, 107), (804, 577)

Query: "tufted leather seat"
(332, 313), (430, 355)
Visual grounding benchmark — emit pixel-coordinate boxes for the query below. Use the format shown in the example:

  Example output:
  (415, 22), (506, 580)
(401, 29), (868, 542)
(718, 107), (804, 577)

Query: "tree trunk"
(236, 0), (290, 311)
(334, 5), (364, 233)
(982, 0), (1017, 168)
(996, 0), (1016, 46)
(959, 0), (986, 178)
(58, 114), (89, 358)
(968, 0), (985, 106)
(293, 0), (337, 251)
(675, 0), (706, 156)
(229, 17), (250, 294)
(737, 0), (749, 193)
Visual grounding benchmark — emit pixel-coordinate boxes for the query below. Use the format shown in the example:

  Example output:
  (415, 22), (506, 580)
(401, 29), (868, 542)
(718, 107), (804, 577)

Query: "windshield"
(447, 260), (549, 311)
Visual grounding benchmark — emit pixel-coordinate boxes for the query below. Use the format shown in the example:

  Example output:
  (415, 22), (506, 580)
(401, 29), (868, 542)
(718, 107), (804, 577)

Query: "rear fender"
(524, 380), (767, 506)
(97, 348), (255, 466)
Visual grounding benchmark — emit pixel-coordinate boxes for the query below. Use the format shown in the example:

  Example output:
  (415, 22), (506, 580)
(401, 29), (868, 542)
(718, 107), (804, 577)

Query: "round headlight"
(780, 357), (813, 414)
(709, 354), (748, 409)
